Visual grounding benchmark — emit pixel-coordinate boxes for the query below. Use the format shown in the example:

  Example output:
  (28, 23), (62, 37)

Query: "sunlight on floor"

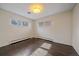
(40, 43), (52, 49)
(31, 48), (48, 56)
(31, 43), (52, 56)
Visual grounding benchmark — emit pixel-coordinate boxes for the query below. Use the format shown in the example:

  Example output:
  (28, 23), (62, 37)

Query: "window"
(39, 21), (51, 27)
(23, 21), (28, 26)
(11, 19), (29, 27)
(11, 20), (18, 26)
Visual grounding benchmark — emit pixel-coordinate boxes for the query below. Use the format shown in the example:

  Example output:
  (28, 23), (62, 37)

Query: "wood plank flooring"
(0, 38), (78, 56)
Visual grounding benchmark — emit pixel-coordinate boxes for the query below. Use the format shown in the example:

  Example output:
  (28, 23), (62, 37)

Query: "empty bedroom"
(0, 3), (79, 56)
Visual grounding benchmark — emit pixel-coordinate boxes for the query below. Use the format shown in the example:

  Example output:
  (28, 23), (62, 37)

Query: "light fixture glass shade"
(29, 4), (43, 13)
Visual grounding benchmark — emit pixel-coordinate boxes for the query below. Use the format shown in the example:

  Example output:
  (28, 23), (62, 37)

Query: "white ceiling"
(0, 3), (75, 20)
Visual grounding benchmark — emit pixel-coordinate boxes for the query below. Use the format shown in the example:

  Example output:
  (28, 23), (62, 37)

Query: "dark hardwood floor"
(0, 38), (78, 56)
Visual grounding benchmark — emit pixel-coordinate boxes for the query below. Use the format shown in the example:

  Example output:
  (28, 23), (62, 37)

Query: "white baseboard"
(0, 37), (32, 48)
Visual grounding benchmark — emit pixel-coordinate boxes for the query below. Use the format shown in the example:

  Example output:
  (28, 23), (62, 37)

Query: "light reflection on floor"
(31, 43), (52, 56)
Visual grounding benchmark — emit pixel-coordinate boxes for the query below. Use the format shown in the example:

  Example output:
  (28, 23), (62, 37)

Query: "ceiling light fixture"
(29, 4), (43, 14)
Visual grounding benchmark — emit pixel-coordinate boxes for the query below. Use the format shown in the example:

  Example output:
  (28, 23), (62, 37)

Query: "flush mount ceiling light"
(29, 4), (44, 14)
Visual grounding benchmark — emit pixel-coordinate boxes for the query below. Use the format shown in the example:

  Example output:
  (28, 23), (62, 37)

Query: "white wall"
(72, 4), (79, 54)
(31, 20), (38, 37)
(36, 11), (72, 45)
(0, 9), (33, 47)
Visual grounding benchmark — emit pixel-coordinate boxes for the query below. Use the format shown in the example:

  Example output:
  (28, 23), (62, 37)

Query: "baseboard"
(0, 37), (33, 48)
(72, 45), (79, 55)
(35, 36), (72, 46)
(0, 37), (72, 49)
